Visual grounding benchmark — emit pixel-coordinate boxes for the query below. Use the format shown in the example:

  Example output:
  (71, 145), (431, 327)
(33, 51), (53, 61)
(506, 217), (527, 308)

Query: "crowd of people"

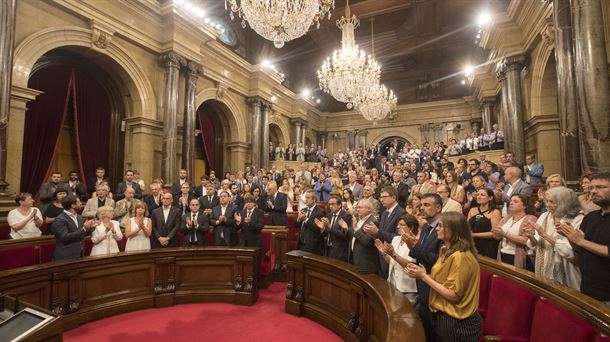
(6, 139), (610, 341)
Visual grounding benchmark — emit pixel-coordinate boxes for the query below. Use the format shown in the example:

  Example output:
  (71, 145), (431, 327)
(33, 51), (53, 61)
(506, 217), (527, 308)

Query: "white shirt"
(500, 216), (532, 255)
(90, 220), (123, 256)
(388, 236), (417, 293)
(352, 214), (372, 250)
(162, 206), (171, 222)
(7, 208), (42, 239)
(64, 210), (79, 227)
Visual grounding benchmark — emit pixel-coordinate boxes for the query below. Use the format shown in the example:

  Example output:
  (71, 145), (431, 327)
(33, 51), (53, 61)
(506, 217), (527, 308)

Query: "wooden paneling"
(0, 248), (261, 330)
(285, 251), (425, 342)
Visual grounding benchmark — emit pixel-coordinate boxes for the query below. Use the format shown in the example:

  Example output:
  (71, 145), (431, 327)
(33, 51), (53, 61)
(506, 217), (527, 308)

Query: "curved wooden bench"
(0, 247), (260, 335)
(284, 251), (425, 341)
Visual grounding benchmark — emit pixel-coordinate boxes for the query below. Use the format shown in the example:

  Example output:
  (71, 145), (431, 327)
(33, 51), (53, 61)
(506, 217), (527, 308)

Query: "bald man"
(495, 166), (532, 215)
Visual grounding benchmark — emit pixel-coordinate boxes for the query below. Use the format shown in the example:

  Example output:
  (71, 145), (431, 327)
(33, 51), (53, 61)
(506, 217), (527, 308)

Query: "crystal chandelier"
(225, 0), (334, 48)
(317, 0), (380, 109)
(355, 84), (397, 123)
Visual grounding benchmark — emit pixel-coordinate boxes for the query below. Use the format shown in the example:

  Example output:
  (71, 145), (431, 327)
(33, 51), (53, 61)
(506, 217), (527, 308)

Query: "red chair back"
(0, 246), (37, 271)
(484, 276), (539, 341)
(530, 299), (597, 342)
(478, 269), (493, 319)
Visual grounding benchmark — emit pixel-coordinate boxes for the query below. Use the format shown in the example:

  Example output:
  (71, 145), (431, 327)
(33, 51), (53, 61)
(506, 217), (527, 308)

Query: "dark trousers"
(501, 252), (534, 272)
(432, 311), (482, 342)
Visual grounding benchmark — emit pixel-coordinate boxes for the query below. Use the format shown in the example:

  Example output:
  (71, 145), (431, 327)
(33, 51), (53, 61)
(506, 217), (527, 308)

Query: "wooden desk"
(285, 251), (425, 342)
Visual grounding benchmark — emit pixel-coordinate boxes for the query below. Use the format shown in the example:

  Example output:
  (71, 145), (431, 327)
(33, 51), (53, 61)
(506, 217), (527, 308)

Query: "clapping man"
(181, 199), (209, 247)
(151, 192), (181, 248)
(296, 190), (326, 254)
(211, 191), (238, 246)
(315, 194), (352, 261)
(52, 195), (98, 261)
(236, 194), (264, 247)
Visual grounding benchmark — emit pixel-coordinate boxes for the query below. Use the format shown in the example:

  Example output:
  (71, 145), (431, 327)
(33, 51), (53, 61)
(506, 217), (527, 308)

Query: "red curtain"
(21, 67), (74, 195)
(197, 109), (216, 172)
(73, 70), (111, 192)
(21, 66), (111, 195)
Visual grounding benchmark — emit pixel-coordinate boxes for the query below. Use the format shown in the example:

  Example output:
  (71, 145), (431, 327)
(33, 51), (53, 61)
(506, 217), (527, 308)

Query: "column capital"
(247, 96), (272, 109)
(290, 118), (307, 126)
(481, 96), (497, 105)
(185, 60), (204, 77)
(159, 52), (186, 69)
(496, 54), (527, 80)
(317, 132), (328, 138)
(541, 17), (555, 49)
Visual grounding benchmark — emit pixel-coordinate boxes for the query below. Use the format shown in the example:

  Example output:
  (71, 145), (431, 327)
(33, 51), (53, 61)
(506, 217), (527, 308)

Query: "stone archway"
(269, 123), (284, 146)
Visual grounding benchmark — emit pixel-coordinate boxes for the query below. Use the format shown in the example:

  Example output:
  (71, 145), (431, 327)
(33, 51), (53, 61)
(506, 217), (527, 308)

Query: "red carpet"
(65, 282), (342, 342)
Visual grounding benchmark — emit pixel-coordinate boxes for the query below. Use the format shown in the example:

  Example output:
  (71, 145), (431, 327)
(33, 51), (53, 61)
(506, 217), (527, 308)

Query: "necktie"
(247, 210), (252, 218)
(330, 213), (337, 228)
(306, 208), (311, 219)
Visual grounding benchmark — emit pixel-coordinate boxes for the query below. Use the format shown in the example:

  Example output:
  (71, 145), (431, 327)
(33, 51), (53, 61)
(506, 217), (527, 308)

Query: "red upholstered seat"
(529, 299), (597, 342)
(177, 232), (184, 247)
(119, 235), (128, 251)
(263, 214), (270, 226)
(483, 276), (539, 342)
(596, 336), (610, 342)
(287, 214), (298, 251)
(260, 231), (276, 276)
(38, 223), (49, 236)
(478, 269), (493, 319)
(39, 243), (56, 264)
(0, 245), (37, 271)
(0, 224), (11, 240)
(84, 238), (93, 256)
(206, 230), (214, 245)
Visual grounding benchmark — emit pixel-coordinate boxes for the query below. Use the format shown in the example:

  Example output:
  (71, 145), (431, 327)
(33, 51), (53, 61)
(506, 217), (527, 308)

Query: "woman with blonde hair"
(125, 202), (152, 252)
(406, 212), (482, 341)
(90, 206), (123, 256)
(535, 173), (567, 213)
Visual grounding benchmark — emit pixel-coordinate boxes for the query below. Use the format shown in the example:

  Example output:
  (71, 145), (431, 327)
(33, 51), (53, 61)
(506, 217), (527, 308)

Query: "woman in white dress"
(90, 206), (123, 256)
(525, 187), (583, 289)
(7, 192), (43, 239)
(125, 202), (152, 252)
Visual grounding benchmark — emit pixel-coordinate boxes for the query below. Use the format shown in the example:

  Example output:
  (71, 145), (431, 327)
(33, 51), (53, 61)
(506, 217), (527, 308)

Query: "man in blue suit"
(363, 186), (405, 279)
(313, 173), (332, 202)
(51, 195), (97, 261)
(404, 193), (442, 342)
(210, 190), (238, 246)
(524, 154), (544, 185)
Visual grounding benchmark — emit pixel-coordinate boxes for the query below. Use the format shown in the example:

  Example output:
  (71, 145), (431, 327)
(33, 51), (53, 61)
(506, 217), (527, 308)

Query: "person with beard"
(66, 171), (86, 198)
(296, 190), (326, 254)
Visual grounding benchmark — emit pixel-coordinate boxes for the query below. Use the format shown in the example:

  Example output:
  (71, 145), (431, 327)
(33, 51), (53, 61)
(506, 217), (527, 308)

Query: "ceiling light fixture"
(225, 0), (334, 48)
(317, 0), (381, 109)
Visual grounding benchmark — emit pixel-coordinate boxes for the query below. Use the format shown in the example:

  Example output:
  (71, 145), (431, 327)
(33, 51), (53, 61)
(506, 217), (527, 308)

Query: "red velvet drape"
(197, 109), (216, 172)
(21, 66), (73, 195)
(21, 66), (111, 195)
(73, 70), (111, 192)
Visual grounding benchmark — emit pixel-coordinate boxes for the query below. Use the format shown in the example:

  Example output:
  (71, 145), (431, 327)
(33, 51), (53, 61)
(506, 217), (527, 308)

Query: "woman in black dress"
(467, 188), (501, 258)
(44, 187), (69, 235)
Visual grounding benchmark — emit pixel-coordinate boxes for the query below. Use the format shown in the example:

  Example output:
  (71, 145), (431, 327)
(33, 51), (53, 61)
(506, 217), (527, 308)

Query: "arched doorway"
(196, 100), (235, 177)
(269, 123), (284, 146)
(378, 136), (410, 156)
(22, 47), (125, 195)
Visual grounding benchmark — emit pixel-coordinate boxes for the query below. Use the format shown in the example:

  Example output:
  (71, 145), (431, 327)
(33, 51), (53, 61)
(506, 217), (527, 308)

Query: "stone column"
(247, 97), (262, 169)
(419, 124), (430, 143)
(470, 121), (481, 135)
(300, 123), (307, 147)
(261, 100), (271, 169)
(481, 97), (496, 133)
(572, 0), (610, 172)
(357, 129), (367, 149)
(496, 55), (526, 165)
(181, 60), (203, 179)
(318, 133), (327, 149)
(290, 118), (303, 148)
(0, 0), (16, 195)
(159, 52), (186, 183)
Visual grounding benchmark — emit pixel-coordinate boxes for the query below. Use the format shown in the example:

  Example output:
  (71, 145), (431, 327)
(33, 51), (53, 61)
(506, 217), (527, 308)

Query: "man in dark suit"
(210, 190), (238, 246)
(87, 167), (110, 195)
(115, 169), (143, 200)
(364, 186), (406, 278)
(173, 182), (195, 215)
(199, 185), (219, 217)
(229, 183), (244, 211)
(39, 171), (63, 215)
(295, 190), (326, 254)
(315, 194), (352, 261)
(170, 169), (195, 197)
(66, 171), (86, 198)
(194, 176), (209, 198)
(405, 193), (442, 342)
(150, 192), (181, 248)
(349, 198), (380, 274)
(236, 194), (264, 247)
(181, 199), (209, 247)
(264, 181), (288, 226)
(51, 195), (97, 261)
(143, 182), (162, 216)
(391, 172), (410, 208)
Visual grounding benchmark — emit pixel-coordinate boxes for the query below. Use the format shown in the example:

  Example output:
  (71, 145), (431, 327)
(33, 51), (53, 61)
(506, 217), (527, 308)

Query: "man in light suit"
(438, 185), (463, 213)
(404, 193), (443, 342)
(113, 188), (141, 228)
(364, 186), (405, 279)
(115, 169), (143, 200)
(52, 195), (97, 261)
(346, 172), (363, 200)
(181, 199), (209, 247)
(82, 184), (115, 219)
(210, 190), (238, 246)
(315, 194), (352, 261)
(150, 192), (181, 248)
(495, 166), (533, 215)
(264, 181), (287, 226)
(524, 154), (544, 185)
(235, 194), (264, 247)
(349, 198), (380, 274)
(295, 190), (326, 254)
